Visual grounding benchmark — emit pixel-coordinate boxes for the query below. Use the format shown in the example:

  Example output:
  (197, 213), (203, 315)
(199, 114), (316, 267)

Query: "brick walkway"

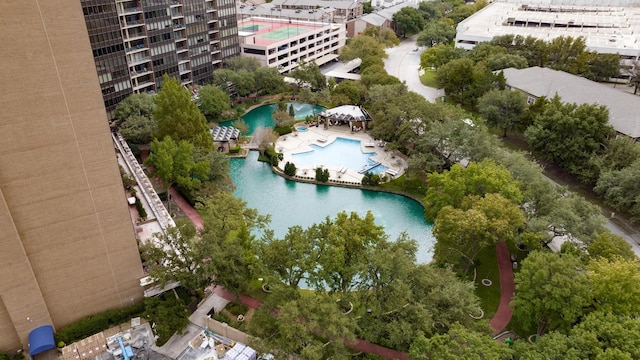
(488, 242), (515, 335)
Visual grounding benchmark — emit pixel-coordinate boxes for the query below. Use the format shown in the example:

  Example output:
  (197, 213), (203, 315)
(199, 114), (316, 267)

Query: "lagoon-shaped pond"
(226, 103), (435, 263)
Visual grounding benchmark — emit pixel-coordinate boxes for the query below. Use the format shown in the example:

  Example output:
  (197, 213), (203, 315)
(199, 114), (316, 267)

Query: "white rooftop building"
(455, 1), (640, 62)
(238, 17), (346, 73)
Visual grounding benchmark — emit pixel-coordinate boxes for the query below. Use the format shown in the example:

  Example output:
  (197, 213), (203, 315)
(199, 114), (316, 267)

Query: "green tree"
(366, 83), (432, 151)
(289, 61), (326, 91)
(587, 257), (640, 316)
(140, 221), (217, 294)
(144, 136), (209, 213)
(310, 212), (387, 293)
(255, 292), (356, 359)
(433, 194), (525, 271)
(418, 1), (442, 21)
(114, 92), (156, 125)
(436, 58), (476, 105)
(258, 225), (319, 288)
(420, 43), (464, 70)
(197, 84), (230, 118)
(486, 53), (529, 71)
(524, 95), (613, 180)
(360, 65), (402, 87)
(197, 192), (269, 295)
(409, 323), (513, 360)
(393, 7), (427, 37)
(143, 295), (189, 346)
(154, 74), (213, 150)
(339, 35), (387, 62)
(362, 26), (400, 47)
(118, 114), (156, 144)
(272, 109), (294, 129)
(254, 66), (285, 94)
(416, 18), (456, 47)
(568, 311), (640, 359)
(424, 159), (523, 222)
(511, 251), (592, 337)
(477, 89), (528, 137)
(595, 160), (640, 221)
(585, 53), (621, 81)
(587, 232), (635, 261)
(223, 56), (261, 72)
(330, 80), (366, 105)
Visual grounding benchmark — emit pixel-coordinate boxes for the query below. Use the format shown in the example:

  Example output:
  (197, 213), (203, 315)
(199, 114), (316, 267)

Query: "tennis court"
(239, 24), (268, 32)
(258, 26), (315, 40)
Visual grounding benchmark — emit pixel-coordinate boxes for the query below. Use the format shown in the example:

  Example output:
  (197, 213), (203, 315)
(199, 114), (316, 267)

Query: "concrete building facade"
(0, 0), (145, 353)
(81, 0), (241, 116)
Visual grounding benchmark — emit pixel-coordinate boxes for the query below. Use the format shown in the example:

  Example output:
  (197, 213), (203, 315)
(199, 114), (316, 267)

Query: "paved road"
(383, 37), (444, 103)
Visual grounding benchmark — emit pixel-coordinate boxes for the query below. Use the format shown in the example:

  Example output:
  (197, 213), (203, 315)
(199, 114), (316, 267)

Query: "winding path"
(488, 242), (515, 335)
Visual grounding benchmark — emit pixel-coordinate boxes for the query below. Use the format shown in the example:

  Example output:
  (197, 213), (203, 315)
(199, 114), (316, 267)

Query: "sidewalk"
(488, 242), (514, 335)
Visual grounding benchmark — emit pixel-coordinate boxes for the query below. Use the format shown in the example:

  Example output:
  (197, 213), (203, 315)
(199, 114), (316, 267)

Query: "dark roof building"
(502, 66), (640, 139)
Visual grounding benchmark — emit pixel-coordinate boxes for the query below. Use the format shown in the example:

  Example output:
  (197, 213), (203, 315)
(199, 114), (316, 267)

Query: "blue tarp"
(29, 325), (56, 356)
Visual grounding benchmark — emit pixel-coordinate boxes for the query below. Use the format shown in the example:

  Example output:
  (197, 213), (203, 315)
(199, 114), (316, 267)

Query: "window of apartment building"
(244, 48), (266, 55)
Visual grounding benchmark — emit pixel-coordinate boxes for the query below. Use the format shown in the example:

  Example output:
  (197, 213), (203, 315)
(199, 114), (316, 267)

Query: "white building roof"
(502, 66), (640, 138)
(270, 0), (360, 10)
(455, 2), (640, 56)
(319, 105), (371, 121)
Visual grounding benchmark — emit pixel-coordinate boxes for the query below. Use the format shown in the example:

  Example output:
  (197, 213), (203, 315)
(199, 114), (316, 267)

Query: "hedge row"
(54, 302), (145, 345)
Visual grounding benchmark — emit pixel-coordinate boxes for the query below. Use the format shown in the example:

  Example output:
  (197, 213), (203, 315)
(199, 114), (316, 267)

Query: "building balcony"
(121, 20), (144, 29)
(133, 80), (155, 91)
(173, 24), (186, 30)
(170, 0), (182, 7)
(130, 67), (152, 77)
(125, 43), (148, 53)
(121, 6), (142, 15)
(128, 55), (151, 66)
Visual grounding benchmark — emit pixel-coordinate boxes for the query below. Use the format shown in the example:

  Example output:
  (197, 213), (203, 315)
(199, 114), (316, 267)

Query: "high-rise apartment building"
(81, 0), (241, 116)
(0, 0), (145, 353)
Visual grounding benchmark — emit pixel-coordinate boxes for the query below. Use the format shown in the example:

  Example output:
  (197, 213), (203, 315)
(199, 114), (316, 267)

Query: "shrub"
(274, 126), (293, 136)
(361, 172), (381, 186)
(315, 167), (330, 182)
(284, 162), (297, 176)
(229, 145), (241, 154)
(134, 196), (147, 221)
(119, 166), (137, 191)
(227, 302), (249, 316)
(55, 301), (145, 344)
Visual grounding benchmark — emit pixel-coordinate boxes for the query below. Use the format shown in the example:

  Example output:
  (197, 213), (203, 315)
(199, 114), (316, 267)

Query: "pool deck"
(274, 123), (407, 183)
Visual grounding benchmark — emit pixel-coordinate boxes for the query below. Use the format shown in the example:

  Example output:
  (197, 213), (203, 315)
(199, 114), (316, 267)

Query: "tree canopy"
(393, 7), (427, 38)
(424, 159), (523, 222)
(154, 74), (213, 150)
(511, 251), (591, 337)
(197, 84), (230, 119)
(477, 89), (528, 137)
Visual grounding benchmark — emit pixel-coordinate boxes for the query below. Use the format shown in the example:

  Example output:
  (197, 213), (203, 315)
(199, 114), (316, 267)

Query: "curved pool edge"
(270, 162), (426, 208)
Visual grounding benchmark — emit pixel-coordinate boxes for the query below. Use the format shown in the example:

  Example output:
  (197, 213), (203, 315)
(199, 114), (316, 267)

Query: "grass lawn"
(472, 246), (501, 319)
(420, 69), (439, 88)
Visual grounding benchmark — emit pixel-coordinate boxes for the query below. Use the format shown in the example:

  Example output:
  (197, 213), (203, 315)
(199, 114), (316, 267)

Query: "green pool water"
(227, 104), (435, 263)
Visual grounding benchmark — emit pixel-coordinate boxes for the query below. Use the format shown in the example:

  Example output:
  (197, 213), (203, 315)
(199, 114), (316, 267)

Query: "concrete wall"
(0, 0), (144, 351)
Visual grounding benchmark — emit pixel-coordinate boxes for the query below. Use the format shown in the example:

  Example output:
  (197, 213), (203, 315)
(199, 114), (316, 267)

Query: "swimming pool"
(292, 137), (389, 175)
(296, 126), (308, 132)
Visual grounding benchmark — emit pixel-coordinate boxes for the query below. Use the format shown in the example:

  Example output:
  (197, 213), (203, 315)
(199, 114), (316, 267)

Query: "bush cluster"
(54, 302), (145, 345)
(361, 172), (381, 186)
(284, 162), (297, 176)
(315, 167), (330, 182)
(134, 196), (147, 221)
